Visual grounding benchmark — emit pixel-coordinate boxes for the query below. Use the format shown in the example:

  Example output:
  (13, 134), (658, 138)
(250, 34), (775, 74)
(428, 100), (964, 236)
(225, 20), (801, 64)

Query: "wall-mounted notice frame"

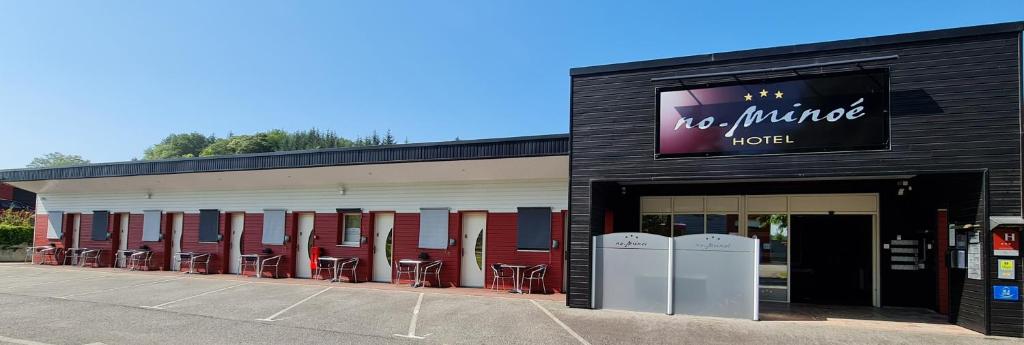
(967, 230), (982, 280)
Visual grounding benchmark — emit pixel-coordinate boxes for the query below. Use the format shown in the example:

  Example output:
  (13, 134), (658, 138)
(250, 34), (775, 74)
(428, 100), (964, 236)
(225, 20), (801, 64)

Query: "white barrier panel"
(593, 233), (669, 313)
(673, 234), (759, 320)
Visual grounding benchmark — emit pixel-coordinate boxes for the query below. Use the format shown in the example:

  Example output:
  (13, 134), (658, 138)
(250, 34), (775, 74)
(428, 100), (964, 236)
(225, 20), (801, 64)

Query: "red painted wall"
(484, 212), (564, 293)
(76, 214), (113, 267)
(178, 213), (225, 274)
(937, 210), (950, 315)
(238, 213), (292, 278)
(387, 212), (460, 287)
(0, 183), (13, 200)
(33, 208), (567, 292)
(33, 214), (62, 248)
(310, 212), (373, 282)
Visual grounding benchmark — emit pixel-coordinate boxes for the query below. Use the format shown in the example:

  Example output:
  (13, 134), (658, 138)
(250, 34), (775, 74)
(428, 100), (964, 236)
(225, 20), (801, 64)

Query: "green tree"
(27, 152), (90, 168)
(200, 134), (274, 157)
(143, 133), (215, 160)
(143, 128), (399, 159)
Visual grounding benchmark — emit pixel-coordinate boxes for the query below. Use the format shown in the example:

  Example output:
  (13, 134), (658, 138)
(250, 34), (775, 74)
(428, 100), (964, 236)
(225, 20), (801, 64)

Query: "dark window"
(199, 209), (220, 242)
(336, 208), (362, 246)
(91, 211), (109, 241)
(517, 207), (551, 250)
(672, 214), (704, 236)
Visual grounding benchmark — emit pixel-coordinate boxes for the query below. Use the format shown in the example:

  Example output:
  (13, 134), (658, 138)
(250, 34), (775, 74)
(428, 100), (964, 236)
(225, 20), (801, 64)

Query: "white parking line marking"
(530, 299), (591, 345)
(256, 286), (331, 322)
(0, 275), (111, 290)
(393, 292), (429, 339)
(59, 277), (186, 299)
(0, 334), (53, 345)
(0, 272), (53, 280)
(141, 282), (251, 309)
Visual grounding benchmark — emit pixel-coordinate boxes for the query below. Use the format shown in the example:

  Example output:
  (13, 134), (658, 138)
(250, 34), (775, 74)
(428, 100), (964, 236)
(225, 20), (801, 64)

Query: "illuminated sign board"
(656, 70), (889, 157)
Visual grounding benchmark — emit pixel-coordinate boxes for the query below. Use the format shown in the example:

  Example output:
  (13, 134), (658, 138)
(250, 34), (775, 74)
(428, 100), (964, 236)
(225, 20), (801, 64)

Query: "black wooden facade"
(568, 22), (1023, 336)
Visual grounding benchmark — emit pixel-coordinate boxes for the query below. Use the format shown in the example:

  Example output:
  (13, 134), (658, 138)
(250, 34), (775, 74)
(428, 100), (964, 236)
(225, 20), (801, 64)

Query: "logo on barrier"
(693, 235), (734, 251)
(613, 234), (649, 249)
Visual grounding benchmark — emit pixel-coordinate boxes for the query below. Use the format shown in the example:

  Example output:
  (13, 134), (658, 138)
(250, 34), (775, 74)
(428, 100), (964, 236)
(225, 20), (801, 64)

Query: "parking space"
(272, 288), (420, 337)
(75, 276), (244, 308)
(0, 263), (1018, 345)
(416, 294), (579, 344)
(169, 282), (326, 321)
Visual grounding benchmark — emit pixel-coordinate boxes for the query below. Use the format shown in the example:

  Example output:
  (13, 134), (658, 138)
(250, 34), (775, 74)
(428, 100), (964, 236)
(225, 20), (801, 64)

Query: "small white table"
(65, 248), (86, 266)
(501, 264), (528, 294)
(318, 256), (342, 282)
(177, 252), (209, 274)
(397, 259), (425, 287)
(240, 253), (270, 278)
(117, 249), (148, 269)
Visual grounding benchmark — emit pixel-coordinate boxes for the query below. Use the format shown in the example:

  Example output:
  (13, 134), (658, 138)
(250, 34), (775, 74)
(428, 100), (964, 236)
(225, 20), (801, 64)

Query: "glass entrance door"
(747, 214), (788, 302)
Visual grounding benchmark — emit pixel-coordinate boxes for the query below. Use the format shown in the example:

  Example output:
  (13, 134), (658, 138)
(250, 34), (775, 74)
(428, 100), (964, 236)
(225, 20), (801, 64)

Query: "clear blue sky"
(0, 1), (1020, 168)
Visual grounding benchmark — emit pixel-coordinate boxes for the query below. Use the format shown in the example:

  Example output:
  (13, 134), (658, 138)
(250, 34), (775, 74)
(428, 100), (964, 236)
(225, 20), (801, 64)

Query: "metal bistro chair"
(191, 253), (212, 274)
(62, 248), (82, 266)
(80, 249), (103, 267)
(41, 247), (61, 265)
(420, 260), (443, 287)
(490, 263), (514, 291)
(128, 251), (153, 271)
(260, 255), (283, 278)
(338, 257), (359, 283)
(522, 264), (548, 294)
(395, 260), (418, 284)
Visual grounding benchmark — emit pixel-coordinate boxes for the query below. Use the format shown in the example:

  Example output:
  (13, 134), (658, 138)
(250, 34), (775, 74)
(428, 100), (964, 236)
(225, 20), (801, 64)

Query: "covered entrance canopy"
(587, 173), (987, 321)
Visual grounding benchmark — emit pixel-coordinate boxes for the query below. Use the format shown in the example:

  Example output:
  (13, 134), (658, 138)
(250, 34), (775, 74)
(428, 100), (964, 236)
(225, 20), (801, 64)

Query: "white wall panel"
(35, 179), (567, 214)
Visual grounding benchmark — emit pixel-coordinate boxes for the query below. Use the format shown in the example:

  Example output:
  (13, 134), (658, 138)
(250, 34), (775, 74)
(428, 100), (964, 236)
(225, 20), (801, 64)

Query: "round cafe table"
(501, 264), (528, 294)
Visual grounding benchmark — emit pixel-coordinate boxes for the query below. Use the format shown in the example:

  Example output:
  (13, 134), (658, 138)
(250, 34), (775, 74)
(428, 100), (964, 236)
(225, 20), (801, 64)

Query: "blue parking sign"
(993, 285), (1019, 301)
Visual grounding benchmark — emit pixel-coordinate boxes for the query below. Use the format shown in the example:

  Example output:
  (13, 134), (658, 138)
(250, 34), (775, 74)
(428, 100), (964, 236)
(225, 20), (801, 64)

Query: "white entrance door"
(460, 212), (486, 287)
(71, 214), (81, 248)
(228, 213), (244, 274)
(294, 213), (314, 278)
(372, 213), (394, 282)
(117, 214), (129, 267)
(171, 213), (183, 271)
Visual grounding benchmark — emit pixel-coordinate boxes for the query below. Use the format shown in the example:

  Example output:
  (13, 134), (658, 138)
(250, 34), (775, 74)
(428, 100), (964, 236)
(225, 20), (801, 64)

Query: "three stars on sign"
(743, 88), (783, 101)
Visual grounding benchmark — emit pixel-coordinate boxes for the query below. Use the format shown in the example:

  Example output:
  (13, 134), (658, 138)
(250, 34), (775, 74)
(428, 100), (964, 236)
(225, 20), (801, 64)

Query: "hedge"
(0, 224), (33, 247)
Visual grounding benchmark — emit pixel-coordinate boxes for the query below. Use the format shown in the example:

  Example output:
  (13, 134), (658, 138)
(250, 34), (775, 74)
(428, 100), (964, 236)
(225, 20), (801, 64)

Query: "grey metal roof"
(570, 21), (1024, 76)
(0, 134), (569, 182)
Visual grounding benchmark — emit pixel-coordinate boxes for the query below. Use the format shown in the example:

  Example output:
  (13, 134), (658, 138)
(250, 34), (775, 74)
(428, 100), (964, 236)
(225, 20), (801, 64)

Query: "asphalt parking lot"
(0, 263), (1019, 345)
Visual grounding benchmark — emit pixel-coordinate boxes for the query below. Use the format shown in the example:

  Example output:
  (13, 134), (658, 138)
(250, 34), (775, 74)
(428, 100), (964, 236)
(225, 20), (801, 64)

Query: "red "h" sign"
(993, 227), (1020, 257)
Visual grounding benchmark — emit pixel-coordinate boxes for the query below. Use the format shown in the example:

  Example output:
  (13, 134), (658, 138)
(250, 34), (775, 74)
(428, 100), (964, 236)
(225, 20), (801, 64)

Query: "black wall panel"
(569, 24), (1022, 336)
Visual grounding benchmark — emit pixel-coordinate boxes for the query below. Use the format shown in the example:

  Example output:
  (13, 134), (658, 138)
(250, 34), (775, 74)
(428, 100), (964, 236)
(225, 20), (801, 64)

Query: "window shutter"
(418, 208), (449, 249)
(198, 210), (220, 242)
(262, 210), (286, 245)
(142, 210), (162, 242)
(47, 211), (64, 239)
(91, 211), (109, 241)
(517, 207), (551, 250)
